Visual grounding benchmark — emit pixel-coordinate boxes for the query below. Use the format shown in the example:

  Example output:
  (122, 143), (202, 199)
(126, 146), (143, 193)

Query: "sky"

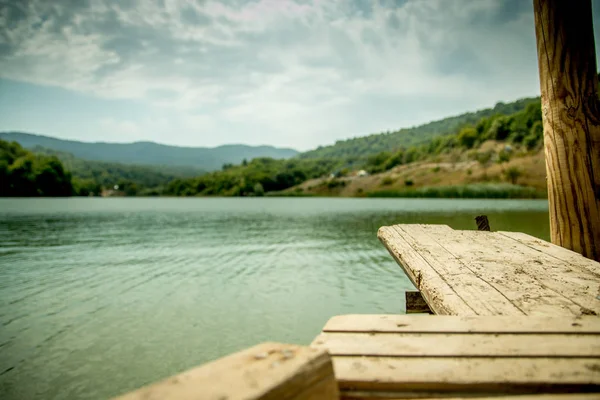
(1, 0), (599, 151)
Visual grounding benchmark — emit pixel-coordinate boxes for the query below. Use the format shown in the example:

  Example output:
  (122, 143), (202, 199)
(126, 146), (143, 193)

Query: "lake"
(0, 197), (549, 399)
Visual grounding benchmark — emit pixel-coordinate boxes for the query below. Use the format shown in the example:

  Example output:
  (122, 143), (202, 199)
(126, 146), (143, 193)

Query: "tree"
(0, 140), (74, 196)
(487, 116), (512, 141)
(253, 182), (264, 196)
(457, 127), (478, 149)
(504, 167), (522, 184)
(524, 121), (544, 150)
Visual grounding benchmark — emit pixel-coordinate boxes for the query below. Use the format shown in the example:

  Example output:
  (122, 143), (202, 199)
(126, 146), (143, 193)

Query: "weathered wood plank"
(332, 357), (600, 392)
(113, 342), (339, 400)
(499, 231), (600, 274)
(533, 0), (600, 261)
(340, 394), (600, 400)
(312, 332), (600, 357)
(322, 315), (600, 334)
(378, 225), (489, 316)
(405, 291), (432, 314)
(419, 226), (600, 316)
(380, 224), (600, 316)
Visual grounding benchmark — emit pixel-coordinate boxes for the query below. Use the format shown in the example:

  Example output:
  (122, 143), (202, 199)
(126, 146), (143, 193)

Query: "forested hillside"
(33, 147), (196, 196)
(0, 140), (73, 196)
(164, 157), (341, 196)
(164, 97), (545, 198)
(0, 132), (299, 170)
(298, 97), (540, 161)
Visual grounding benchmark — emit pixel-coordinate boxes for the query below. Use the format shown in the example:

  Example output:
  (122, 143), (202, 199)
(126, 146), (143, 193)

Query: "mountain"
(298, 97), (540, 161)
(0, 132), (299, 171)
(32, 146), (193, 188)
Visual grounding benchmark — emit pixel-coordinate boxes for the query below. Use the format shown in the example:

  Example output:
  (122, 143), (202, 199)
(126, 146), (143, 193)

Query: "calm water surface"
(0, 197), (549, 399)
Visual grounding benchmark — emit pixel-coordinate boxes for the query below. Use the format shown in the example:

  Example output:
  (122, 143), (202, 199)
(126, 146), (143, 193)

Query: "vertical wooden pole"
(533, 0), (600, 261)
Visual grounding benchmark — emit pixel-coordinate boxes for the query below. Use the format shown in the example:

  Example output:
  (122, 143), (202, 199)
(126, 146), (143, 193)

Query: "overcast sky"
(1, 0), (599, 151)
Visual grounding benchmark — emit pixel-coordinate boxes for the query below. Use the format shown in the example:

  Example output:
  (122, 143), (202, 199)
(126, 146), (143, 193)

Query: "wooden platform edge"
(377, 224), (475, 316)
(320, 315), (600, 333)
(113, 342), (339, 400)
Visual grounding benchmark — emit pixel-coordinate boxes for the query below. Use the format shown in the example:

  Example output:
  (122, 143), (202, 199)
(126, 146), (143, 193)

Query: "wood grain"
(533, 0), (600, 261)
(312, 332), (600, 357)
(321, 314), (600, 334)
(378, 224), (600, 316)
(113, 342), (339, 400)
(332, 357), (600, 393)
(339, 393), (600, 400)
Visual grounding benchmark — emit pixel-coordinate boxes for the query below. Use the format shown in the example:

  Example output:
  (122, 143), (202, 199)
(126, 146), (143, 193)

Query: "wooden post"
(533, 0), (600, 261)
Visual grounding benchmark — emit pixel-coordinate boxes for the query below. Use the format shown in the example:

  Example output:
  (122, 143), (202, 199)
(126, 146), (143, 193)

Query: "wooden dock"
(114, 225), (600, 400)
(378, 224), (600, 317)
(313, 314), (600, 399)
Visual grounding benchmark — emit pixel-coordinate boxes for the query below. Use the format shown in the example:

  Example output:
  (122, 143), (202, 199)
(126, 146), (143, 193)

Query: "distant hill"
(298, 97), (540, 161)
(0, 132), (299, 171)
(32, 146), (194, 189)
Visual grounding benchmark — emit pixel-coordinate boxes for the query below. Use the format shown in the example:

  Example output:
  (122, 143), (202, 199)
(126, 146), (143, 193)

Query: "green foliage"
(72, 178), (102, 196)
(253, 182), (265, 196)
(0, 139), (74, 196)
(509, 102), (542, 144)
(487, 116), (512, 141)
(33, 146), (190, 195)
(298, 97), (540, 161)
(349, 99), (542, 177)
(504, 167), (522, 184)
(524, 121), (544, 150)
(164, 157), (340, 197)
(403, 147), (420, 164)
(383, 150), (404, 170)
(404, 179), (414, 187)
(457, 127), (478, 149)
(497, 149), (511, 163)
(365, 152), (391, 173)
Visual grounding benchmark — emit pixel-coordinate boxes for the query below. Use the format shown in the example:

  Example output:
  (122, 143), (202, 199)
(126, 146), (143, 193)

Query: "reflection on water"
(0, 197), (549, 399)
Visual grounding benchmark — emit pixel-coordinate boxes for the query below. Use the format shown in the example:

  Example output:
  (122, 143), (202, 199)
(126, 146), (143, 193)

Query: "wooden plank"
(312, 332), (600, 357)
(340, 394), (600, 400)
(419, 226), (600, 316)
(498, 231), (600, 274)
(322, 315), (600, 334)
(378, 225), (484, 316)
(391, 224), (537, 315)
(533, 0), (600, 261)
(113, 342), (339, 400)
(332, 356), (600, 393)
(379, 224), (525, 316)
(405, 291), (432, 314)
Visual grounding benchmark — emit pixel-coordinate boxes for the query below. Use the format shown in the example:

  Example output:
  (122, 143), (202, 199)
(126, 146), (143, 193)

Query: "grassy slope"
(286, 142), (547, 198)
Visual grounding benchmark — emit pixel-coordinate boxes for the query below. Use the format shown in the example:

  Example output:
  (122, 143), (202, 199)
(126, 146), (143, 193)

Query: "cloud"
(0, 0), (574, 149)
